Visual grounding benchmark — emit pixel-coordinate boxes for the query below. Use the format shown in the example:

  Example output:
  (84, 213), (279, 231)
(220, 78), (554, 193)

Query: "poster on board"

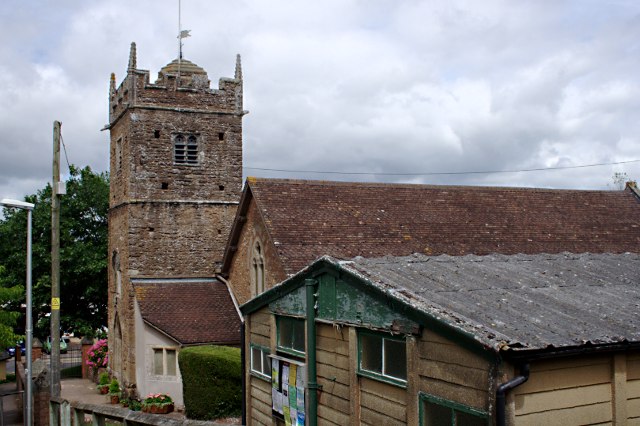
(270, 355), (306, 425)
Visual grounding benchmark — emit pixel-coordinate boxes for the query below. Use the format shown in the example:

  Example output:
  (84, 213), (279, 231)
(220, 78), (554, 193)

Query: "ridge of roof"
(247, 176), (625, 193)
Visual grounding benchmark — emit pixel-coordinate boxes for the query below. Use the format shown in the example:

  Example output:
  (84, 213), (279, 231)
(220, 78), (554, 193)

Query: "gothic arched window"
(251, 241), (265, 297)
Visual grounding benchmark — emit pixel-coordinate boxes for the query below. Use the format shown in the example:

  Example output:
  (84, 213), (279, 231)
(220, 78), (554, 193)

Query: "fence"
(49, 398), (225, 426)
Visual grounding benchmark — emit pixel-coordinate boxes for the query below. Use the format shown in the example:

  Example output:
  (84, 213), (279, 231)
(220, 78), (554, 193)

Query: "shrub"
(179, 345), (241, 420)
(86, 339), (108, 370)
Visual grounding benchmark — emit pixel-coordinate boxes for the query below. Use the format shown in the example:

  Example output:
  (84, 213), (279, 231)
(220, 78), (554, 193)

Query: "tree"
(0, 265), (24, 349)
(0, 166), (109, 338)
(610, 172), (636, 190)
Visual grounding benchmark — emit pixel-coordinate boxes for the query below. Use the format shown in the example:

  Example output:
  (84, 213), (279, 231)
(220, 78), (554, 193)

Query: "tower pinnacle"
(128, 42), (137, 71)
(235, 54), (243, 81)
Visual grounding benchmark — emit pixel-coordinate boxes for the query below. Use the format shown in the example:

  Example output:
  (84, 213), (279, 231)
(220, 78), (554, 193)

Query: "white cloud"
(1, 0), (639, 201)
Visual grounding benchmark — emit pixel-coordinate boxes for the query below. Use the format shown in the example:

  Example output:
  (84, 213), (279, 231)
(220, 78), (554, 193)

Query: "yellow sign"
(51, 298), (60, 310)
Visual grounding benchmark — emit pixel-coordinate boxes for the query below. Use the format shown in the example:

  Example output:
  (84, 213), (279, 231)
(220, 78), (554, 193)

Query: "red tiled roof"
(134, 279), (241, 345)
(228, 178), (640, 275)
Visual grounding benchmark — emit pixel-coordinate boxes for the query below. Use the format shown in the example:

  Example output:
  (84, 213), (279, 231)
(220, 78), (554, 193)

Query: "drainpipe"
(496, 363), (529, 426)
(305, 278), (318, 426)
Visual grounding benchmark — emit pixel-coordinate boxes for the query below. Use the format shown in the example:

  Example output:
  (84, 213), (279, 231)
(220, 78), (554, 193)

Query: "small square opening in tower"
(219, 185), (225, 191)
(218, 132), (225, 141)
(154, 130), (160, 138)
(161, 182), (169, 190)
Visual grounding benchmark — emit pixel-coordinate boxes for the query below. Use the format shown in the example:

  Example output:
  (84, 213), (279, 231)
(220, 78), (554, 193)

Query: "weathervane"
(177, 0), (191, 79)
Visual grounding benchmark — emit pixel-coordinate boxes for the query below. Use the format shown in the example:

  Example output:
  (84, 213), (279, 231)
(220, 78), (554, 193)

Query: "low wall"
(50, 398), (228, 425)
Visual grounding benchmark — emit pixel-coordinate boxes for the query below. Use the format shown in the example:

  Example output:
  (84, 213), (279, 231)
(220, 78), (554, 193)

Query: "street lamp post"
(1, 198), (35, 426)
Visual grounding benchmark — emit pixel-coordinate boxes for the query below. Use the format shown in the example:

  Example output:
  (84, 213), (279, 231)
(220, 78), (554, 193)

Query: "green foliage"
(0, 265), (24, 349)
(179, 345), (242, 420)
(0, 373), (16, 384)
(0, 166), (109, 338)
(108, 378), (120, 395)
(98, 371), (110, 386)
(128, 398), (142, 411)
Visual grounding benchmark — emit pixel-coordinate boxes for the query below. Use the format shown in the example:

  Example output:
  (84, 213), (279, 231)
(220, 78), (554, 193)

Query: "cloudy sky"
(1, 0), (639, 201)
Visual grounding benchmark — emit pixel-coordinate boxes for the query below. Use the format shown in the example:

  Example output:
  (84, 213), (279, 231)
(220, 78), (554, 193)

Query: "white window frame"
(151, 347), (178, 377)
(250, 344), (271, 380)
(358, 330), (407, 386)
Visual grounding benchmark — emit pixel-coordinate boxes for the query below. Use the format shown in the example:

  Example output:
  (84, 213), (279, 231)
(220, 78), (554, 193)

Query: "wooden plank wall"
(628, 353), (640, 423)
(417, 330), (491, 411)
(316, 323), (352, 425)
(360, 376), (407, 425)
(248, 307), (273, 425)
(513, 356), (613, 425)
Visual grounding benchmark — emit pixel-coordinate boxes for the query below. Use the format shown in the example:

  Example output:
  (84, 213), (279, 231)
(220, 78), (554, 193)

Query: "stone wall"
(107, 45), (243, 390)
(227, 199), (288, 305)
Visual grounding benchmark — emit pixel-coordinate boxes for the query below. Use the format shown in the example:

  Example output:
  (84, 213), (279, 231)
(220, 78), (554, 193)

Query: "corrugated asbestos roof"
(134, 279), (241, 345)
(338, 252), (640, 353)
(231, 178), (640, 275)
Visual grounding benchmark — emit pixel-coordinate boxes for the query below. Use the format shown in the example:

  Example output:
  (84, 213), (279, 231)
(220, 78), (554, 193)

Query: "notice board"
(270, 354), (306, 426)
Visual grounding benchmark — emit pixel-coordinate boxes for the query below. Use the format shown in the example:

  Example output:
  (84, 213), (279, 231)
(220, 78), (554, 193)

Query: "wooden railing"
(49, 398), (229, 426)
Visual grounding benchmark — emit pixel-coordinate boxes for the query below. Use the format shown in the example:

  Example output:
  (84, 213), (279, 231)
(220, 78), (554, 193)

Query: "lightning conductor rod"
(178, 0), (182, 80)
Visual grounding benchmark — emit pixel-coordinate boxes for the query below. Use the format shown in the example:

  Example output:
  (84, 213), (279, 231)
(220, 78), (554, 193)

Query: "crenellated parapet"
(108, 42), (244, 128)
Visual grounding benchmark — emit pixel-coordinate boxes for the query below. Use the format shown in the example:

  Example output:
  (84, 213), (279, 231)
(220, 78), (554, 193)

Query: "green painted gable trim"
(240, 257), (497, 361)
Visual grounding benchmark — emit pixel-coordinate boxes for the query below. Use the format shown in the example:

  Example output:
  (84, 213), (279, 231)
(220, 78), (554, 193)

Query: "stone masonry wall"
(126, 202), (237, 277)
(108, 49), (243, 389)
(227, 199), (287, 305)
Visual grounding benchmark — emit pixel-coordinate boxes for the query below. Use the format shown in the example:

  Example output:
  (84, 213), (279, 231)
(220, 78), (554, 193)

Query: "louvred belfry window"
(173, 133), (199, 165)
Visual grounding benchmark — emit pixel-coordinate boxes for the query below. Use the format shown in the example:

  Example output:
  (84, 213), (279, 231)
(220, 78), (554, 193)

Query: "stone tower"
(106, 42), (244, 388)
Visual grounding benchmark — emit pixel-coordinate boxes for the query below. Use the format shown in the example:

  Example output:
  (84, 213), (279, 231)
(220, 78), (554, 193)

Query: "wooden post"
(50, 120), (62, 397)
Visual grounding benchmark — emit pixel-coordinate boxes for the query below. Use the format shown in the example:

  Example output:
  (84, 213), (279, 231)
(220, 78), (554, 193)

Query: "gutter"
(496, 363), (529, 426)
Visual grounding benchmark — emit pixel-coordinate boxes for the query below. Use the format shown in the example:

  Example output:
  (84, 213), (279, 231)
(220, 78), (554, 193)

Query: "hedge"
(179, 345), (242, 420)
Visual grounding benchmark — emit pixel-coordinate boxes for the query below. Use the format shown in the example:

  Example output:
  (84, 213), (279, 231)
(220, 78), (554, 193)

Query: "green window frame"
(250, 344), (271, 381)
(419, 392), (489, 426)
(276, 316), (305, 357)
(357, 329), (407, 387)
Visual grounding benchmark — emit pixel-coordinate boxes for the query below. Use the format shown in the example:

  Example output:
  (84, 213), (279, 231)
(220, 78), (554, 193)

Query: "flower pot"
(110, 395), (120, 404)
(99, 387), (108, 395)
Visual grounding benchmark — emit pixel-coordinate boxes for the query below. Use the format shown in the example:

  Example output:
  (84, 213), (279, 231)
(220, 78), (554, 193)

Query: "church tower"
(106, 42), (244, 388)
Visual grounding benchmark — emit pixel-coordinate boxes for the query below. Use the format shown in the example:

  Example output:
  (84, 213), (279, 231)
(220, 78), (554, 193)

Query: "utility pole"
(51, 121), (62, 396)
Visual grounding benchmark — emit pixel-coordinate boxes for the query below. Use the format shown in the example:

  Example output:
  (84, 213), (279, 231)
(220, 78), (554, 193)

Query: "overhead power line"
(243, 159), (640, 177)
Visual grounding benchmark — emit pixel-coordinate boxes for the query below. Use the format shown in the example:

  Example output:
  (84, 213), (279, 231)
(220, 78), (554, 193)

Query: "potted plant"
(85, 339), (108, 382)
(142, 393), (174, 414)
(96, 372), (110, 394)
(129, 398), (143, 412)
(108, 378), (120, 404)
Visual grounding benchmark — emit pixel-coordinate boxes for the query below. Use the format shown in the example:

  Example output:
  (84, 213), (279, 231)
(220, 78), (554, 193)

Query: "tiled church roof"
(134, 279), (241, 346)
(224, 178), (640, 275)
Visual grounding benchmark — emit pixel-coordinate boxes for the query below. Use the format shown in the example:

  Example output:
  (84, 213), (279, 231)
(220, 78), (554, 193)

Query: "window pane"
(251, 347), (261, 372)
(262, 351), (271, 376)
(153, 349), (163, 375)
(456, 411), (486, 426)
(278, 318), (292, 348)
(384, 338), (406, 380)
(166, 349), (177, 376)
(360, 334), (382, 374)
(278, 317), (305, 354)
(292, 320), (305, 353)
(425, 401), (451, 426)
